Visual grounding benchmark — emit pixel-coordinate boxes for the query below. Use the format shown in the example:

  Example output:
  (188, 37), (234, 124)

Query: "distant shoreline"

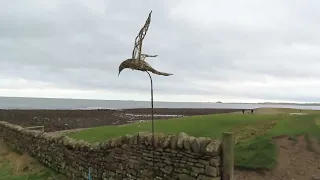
(0, 107), (253, 110)
(0, 96), (319, 105)
(0, 96), (320, 110)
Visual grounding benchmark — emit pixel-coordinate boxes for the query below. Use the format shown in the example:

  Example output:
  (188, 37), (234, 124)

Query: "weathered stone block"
(204, 165), (219, 177)
(204, 140), (221, 156)
(209, 157), (221, 166)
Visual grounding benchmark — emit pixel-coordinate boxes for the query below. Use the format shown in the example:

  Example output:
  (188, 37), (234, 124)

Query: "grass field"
(0, 164), (59, 180)
(67, 108), (320, 170)
(0, 139), (67, 180)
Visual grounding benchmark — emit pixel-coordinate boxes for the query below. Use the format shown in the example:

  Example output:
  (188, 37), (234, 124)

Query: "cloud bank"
(0, 0), (320, 103)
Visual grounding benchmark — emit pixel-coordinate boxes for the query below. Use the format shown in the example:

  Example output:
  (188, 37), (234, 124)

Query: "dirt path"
(235, 135), (320, 180)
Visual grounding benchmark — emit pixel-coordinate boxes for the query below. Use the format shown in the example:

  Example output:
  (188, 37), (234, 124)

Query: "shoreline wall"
(0, 121), (223, 180)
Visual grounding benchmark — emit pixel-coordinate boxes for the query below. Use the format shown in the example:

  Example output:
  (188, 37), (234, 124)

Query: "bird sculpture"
(118, 11), (173, 77)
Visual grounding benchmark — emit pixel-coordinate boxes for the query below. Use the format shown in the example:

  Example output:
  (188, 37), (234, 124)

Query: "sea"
(0, 97), (320, 110)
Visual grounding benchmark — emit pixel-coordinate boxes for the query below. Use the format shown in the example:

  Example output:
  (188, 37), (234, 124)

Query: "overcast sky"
(1, 0), (320, 103)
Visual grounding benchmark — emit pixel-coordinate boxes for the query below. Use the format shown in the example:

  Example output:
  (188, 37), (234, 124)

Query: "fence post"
(222, 132), (234, 180)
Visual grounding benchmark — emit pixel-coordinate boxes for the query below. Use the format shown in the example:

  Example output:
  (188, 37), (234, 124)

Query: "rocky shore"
(0, 108), (243, 132)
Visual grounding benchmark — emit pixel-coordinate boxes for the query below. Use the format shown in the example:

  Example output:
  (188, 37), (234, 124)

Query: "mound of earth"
(235, 135), (320, 180)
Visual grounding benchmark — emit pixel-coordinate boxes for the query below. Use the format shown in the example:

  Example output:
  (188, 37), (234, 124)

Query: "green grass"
(68, 113), (278, 143)
(67, 108), (320, 170)
(0, 162), (57, 180)
(235, 136), (277, 169)
(0, 143), (66, 180)
(235, 114), (320, 169)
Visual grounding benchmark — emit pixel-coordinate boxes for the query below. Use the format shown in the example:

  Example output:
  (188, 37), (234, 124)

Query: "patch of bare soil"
(234, 135), (320, 180)
(0, 139), (43, 176)
(310, 138), (320, 156)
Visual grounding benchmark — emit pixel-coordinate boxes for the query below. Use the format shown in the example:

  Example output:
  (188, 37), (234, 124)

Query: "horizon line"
(0, 96), (319, 105)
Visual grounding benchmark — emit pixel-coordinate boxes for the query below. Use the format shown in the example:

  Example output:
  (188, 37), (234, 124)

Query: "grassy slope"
(0, 164), (57, 180)
(67, 108), (320, 169)
(0, 139), (67, 180)
(235, 112), (320, 169)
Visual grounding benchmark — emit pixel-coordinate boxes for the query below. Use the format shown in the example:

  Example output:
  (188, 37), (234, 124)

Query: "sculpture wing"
(132, 11), (152, 62)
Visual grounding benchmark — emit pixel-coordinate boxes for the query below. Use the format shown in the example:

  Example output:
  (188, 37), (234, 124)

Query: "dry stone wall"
(0, 121), (223, 180)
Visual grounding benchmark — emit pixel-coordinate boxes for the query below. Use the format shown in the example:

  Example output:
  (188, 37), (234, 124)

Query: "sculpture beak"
(118, 69), (123, 77)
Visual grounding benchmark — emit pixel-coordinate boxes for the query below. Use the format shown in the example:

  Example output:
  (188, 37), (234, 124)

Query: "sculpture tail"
(142, 61), (173, 76)
(149, 69), (173, 76)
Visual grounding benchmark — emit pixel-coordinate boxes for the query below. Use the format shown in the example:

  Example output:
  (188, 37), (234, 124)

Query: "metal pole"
(146, 71), (155, 179)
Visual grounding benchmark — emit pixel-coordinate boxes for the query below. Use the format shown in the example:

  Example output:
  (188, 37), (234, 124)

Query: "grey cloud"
(1, 0), (320, 102)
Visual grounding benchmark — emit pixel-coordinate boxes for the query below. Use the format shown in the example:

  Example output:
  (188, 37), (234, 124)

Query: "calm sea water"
(0, 97), (320, 110)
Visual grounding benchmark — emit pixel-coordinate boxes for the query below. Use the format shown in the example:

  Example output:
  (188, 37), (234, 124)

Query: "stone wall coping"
(0, 121), (221, 155)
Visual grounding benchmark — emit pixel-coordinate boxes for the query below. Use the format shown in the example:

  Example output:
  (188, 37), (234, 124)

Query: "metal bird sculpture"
(118, 11), (173, 77)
